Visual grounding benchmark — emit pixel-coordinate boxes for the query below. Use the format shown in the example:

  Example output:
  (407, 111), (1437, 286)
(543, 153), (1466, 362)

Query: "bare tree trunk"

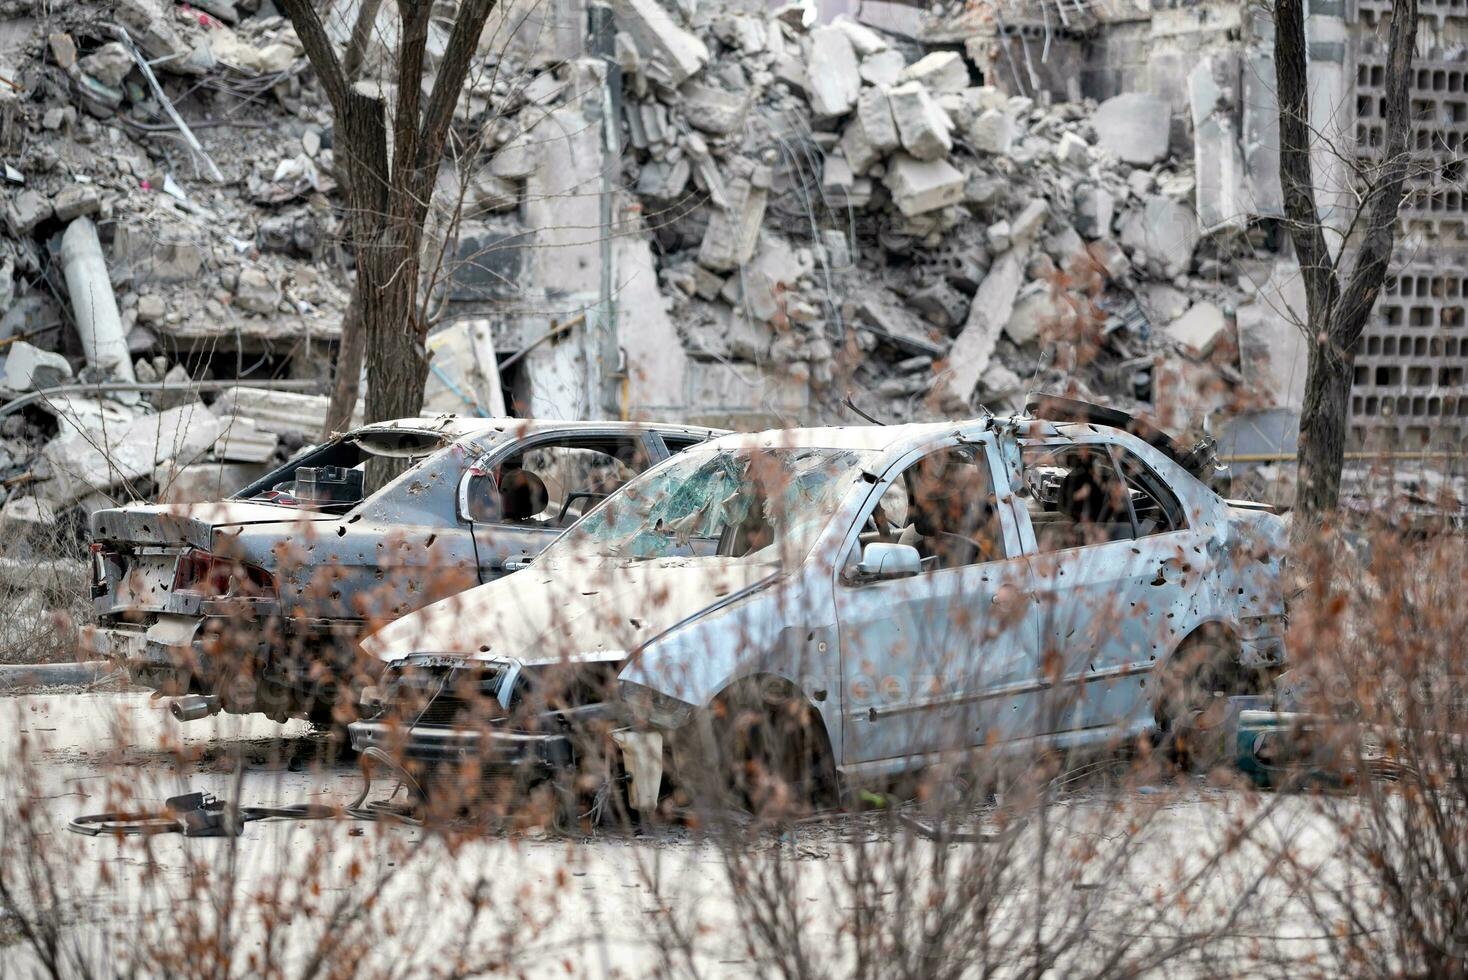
(324, 290), (363, 437)
(278, 0), (499, 433)
(1273, 0), (1417, 523)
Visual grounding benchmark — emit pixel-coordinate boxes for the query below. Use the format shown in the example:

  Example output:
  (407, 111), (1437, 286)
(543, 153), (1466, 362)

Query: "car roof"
(347, 415), (726, 442)
(698, 420), (1003, 454)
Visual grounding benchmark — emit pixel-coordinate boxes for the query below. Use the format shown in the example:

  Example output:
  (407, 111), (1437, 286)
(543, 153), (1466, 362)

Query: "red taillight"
(173, 549), (275, 598)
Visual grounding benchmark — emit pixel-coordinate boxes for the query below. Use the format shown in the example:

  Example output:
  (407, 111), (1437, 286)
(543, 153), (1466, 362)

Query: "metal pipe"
(59, 217), (136, 384)
(170, 694), (222, 722)
(0, 379), (325, 417)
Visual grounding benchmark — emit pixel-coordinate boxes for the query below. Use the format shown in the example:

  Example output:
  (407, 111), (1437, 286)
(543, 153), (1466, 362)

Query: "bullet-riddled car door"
(1016, 439), (1198, 737)
(834, 437), (1036, 768)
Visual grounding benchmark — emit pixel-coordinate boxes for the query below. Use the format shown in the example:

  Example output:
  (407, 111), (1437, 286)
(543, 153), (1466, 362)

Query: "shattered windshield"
(540, 446), (876, 566)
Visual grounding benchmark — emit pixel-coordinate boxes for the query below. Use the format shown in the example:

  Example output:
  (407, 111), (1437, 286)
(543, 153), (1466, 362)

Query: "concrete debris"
(697, 162), (770, 271)
(899, 52), (970, 94)
(4, 342), (74, 391)
(60, 218), (136, 384)
(965, 108), (1012, 155)
(612, 0), (710, 87)
(1092, 93), (1171, 165)
(806, 26), (862, 117)
(885, 154), (964, 217)
(212, 416), (281, 464)
(939, 244), (1030, 407)
(1119, 196), (1199, 279)
(1166, 300), (1228, 355)
(888, 82), (953, 161)
(212, 387), (344, 440)
(40, 403), (226, 505)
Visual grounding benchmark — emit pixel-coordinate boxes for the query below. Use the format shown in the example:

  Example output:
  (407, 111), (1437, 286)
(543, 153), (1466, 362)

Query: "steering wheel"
(554, 491), (610, 526)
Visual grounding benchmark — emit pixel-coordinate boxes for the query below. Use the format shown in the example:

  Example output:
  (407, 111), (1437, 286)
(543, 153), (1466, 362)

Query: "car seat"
(499, 469), (549, 522)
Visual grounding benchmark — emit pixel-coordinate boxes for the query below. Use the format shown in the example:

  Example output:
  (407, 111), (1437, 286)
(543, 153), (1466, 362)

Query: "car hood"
(90, 501), (333, 551)
(361, 555), (777, 668)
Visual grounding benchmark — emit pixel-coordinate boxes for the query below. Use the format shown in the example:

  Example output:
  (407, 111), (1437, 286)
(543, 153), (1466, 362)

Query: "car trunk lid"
(90, 501), (333, 551)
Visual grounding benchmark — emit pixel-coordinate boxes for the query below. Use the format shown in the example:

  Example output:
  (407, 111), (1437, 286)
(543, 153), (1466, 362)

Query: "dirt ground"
(0, 689), (1352, 977)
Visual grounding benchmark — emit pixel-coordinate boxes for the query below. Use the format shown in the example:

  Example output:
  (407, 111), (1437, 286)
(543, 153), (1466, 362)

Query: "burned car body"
(351, 412), (1289, 806)
(85, 416), (720, 721)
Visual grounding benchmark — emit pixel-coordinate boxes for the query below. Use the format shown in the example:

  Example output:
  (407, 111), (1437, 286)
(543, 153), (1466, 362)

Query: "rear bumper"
(82, 616), (208, 692)
(347, 719), (575, 770)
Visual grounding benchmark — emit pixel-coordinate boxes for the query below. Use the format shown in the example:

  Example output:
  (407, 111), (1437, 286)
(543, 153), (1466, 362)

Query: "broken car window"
(540, 446), (878, 566)
(852, 447), (1004, 573)
(1114, 447), (1187, 535)
(1022, 443), (1137, 551)
(466, 439), (643, 528)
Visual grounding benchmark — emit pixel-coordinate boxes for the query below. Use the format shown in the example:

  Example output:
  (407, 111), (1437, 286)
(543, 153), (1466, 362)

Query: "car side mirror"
(854, 542), (922, 581)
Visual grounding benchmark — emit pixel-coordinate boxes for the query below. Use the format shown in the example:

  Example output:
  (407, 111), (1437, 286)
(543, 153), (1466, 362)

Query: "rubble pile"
(0, 0), (352, 536)
(593, 1), (1267, 426)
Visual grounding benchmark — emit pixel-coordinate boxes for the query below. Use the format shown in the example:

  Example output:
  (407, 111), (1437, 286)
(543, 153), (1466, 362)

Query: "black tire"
(1154, 633), (1237, 771)
(704, 683), (835, 820)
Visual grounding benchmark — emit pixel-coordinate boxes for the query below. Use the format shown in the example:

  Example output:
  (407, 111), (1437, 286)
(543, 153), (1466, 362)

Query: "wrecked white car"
(84, 416), (720, 723)
(350, 408), (1288, 809)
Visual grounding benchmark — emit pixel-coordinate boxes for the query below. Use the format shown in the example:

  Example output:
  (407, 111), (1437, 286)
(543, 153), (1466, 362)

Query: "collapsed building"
(0, 0), (1462, 538)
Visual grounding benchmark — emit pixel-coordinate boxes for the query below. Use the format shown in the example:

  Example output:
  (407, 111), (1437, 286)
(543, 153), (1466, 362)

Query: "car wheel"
(1154, 634), (1236, 771)
(702, 683), (835, 820)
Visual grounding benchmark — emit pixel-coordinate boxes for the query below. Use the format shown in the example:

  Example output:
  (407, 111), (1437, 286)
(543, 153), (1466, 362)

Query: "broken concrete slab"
(899, 51), (970, 93)
(1166, 299), (1227, 355)
(3, 341), (73, 391)
(39, 403), (226, 505)
(1092, 92), (1171, 165)
(860, 48), (905, 87)
(112, 222), (206, 284)
(806, 26), (861, 117)
(611, 0), (709, 87)
(888, 81), (953, 161)
(937, 243), (1030, 407)
(6, 190), (52, 235)
(697, 163), (769, 271)
(831, 14), (888, 56)
(884, 154), (964, 217)
(847, 286), (947, 356)
(1118, 196), (1199, 278)
(211, 387), (343, 439)
(840, 86), (900, 173)
(965, 108), (1012, 156)
(1010, 199), (1048, 245)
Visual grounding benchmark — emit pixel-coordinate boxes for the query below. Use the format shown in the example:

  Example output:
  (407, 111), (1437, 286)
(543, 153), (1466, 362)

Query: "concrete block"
(4, 341), (73, 391)
(965, 108), (1012, 155)
(1072, 182), (1115, 239)
(1118, 195), (1198, 278)
(806, 26), (861, 117)
(899, 51), (970, 93)
(883, 154), (964, 217)
(1010, 199), (1048, 245)
(611, 0), (709, 86)
(6, 190), (52, 236)
(1092, 92), (1171, 165)
(233, 267), (280, 314)
(637, 158), (692, 198)
(52, 185), (101, 221)
(697, 168), (768, 271)
(154, 461), (267, 505)
(680, 81), (752, 135)
(1054, 130), (1090, 167)
(831, 14), (887, 56)
(860, 49), (905, 87)
(888, 81), (952, 161)
(1166, 300), (1227, 354)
